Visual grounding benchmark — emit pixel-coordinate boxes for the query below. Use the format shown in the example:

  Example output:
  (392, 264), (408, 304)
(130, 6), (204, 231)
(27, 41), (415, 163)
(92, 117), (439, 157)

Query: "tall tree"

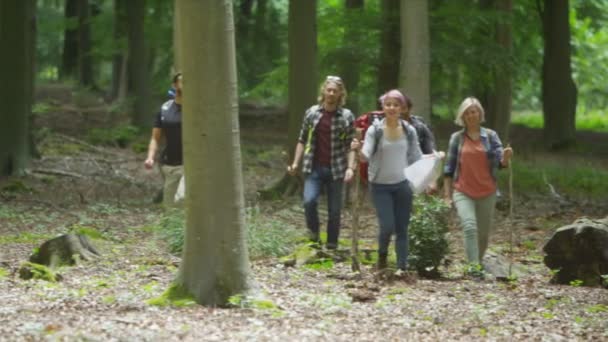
(61, 0), (78, 80)
(377, 0), (400, 101)
(539, 0), (577, 149)
(286, 0), (317, 169)
(485, 0), (513, 139)
(126, 0), (153, 128)
(259, 0), (316, 199)
(399, 0), (431, 122)
(340, 0), (364, 115)
(175, 0), (251, 306)
(111, 0), (128, 100)
(76, 0), (93, 87)
(0, 0), (35, 176)
(172, 0), (181, 73)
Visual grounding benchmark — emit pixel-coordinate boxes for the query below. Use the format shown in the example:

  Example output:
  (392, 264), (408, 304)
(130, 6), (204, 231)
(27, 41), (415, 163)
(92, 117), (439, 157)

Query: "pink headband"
(379, 89), (407, 107)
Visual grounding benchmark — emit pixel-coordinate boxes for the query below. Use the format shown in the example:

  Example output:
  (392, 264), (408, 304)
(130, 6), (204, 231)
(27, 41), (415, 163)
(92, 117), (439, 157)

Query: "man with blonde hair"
(287, 76), (357, 249)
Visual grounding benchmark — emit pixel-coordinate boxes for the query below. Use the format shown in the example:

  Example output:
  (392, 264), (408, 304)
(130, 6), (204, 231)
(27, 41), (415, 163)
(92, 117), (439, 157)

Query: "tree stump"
(30, 234), (100, 268)
(543, 217), (608, 287)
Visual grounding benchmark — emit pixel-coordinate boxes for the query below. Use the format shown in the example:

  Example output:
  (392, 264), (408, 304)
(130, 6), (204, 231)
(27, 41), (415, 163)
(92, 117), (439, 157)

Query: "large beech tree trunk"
(400, 0), (431, 122)
(175, 0), (251, 306)
(0, 0), (35, 176)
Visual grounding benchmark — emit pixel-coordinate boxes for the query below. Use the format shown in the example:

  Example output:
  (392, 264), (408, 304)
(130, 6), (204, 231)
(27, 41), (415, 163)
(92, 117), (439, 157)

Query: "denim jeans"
(370, 180), (413, 269)
(453, 191), (496, 264)
(303, 166), (343, 246)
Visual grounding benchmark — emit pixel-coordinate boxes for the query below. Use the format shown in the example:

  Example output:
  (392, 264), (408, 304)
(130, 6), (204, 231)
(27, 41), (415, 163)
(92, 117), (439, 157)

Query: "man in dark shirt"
(144, 73), (183, 206)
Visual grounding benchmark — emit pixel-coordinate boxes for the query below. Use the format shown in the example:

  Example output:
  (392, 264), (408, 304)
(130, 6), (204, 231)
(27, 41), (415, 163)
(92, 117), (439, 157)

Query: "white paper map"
(404, 154), (443, 194)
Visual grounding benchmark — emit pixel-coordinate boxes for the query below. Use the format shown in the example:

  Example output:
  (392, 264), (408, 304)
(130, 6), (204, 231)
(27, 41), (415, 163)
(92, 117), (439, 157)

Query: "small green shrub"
(157, 208), (186, 254)
(0, 267), (8, 279)
(156, 207), (301, 260)
(246, 207), (301, 259)
(408, 196), (450, 277)
(86, 125), (140, 148)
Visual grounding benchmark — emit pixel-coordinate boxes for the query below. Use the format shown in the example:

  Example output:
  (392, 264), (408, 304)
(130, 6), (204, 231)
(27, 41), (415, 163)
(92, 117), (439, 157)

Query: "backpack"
(354, 111), (384, 184)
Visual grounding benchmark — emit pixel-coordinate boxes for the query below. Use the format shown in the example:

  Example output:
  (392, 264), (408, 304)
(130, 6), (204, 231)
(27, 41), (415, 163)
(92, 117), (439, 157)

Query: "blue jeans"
(303, 166), (343, 246)
(370, 180), (413, 269)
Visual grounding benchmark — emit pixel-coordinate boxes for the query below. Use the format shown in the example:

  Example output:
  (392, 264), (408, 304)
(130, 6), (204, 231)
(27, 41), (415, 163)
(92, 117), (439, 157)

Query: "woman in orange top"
(443, 97), (513, 277)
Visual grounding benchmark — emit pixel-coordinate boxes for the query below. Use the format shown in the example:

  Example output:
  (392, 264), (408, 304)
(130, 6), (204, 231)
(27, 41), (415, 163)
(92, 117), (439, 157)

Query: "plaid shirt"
(297, 105), (355, 180)
(443, 127), (505, 181)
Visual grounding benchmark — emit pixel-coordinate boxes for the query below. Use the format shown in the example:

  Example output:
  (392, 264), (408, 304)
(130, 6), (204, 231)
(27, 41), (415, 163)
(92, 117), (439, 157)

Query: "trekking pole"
(351, 130), (362, 273)
(507, 144), (514, 279)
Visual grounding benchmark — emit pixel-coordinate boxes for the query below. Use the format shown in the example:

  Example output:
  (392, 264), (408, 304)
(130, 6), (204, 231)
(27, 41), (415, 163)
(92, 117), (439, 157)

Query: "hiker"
(286, 75), (357, 250)
(351, 89), (423, 271)
(353, 94), (438, 192)
(443, 97), (513, 277)
(144, 73), (184, 207)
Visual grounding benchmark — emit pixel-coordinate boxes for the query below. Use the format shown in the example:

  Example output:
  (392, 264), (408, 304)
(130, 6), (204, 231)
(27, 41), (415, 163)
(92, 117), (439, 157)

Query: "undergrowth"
(156, 206), (301, 259)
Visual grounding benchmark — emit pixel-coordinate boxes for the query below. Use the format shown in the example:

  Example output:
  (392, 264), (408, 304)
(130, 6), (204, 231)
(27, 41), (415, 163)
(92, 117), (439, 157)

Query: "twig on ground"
(31, 168), (85, 179)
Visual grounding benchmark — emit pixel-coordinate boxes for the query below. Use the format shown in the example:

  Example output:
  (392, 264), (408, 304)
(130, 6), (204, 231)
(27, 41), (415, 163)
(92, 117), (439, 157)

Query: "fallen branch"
(30, 168), (85, 179)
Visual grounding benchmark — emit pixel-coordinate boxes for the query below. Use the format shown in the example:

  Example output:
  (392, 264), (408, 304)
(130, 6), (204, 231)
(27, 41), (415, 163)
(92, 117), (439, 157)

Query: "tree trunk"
(399, 0), (431, 122)
(541, 0), (577, 149)
(126, 0), (152, 128)
(377, 0), (400, 101)
(111, 0), (127, 100)
(271, 0), (317, 197)
(340, 0), (364, 115)
(76, 0), (93, 87)
(176, 0), (251, 306)
(0, 0), (35, 176)
(489, 0), (513, 140)
(61, 0), (78, 80)
(172, 0), (181, 73)
(286, 0), (317, 159)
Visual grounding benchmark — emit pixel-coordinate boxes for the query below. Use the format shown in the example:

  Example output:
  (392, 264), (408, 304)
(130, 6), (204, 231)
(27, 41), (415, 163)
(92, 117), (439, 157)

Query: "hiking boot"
(326, 242), (338, 250)
(376, 252), (388, 270)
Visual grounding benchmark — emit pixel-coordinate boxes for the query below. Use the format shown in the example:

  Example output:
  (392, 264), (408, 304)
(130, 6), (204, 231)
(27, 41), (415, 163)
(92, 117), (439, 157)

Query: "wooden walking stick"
(507, 144), (515, 279)
(351, 130), (363, 273)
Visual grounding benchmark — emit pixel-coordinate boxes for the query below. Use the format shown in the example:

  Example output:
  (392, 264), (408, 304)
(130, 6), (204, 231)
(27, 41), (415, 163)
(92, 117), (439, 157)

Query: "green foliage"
(156, 208), (186, 255)
(0, 267), (8, 279)
(408, 196), (450, 276)
(20, 262), (59, 282)
(246, 207), (301, 260)
(147, 283), (196, 307)
(0, 232), (54, 244)
(71, 225), (105, 240)
(303, 258), (334, 271)
(512, 110), (608, 132)
(1, 180), (33, 194)
(228, 294), (279, 311)
(587, 304), (608, 313)
(86, 125), (140, 148)
(497, 158), (608, 200)
(569, 279), (584, 287)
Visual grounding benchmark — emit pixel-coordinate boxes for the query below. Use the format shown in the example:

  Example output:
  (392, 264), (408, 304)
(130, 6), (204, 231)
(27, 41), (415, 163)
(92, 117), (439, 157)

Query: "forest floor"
(0, 84), (607, 341)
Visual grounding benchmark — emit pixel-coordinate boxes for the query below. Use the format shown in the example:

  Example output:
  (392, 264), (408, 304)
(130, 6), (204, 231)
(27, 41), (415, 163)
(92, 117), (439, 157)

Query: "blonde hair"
(317, 76), (347, 107)
(455, 97), (485, 127)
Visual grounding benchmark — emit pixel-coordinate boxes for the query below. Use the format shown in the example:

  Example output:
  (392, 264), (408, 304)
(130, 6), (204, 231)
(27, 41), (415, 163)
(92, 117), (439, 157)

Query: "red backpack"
(354, 111), (385, 184)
